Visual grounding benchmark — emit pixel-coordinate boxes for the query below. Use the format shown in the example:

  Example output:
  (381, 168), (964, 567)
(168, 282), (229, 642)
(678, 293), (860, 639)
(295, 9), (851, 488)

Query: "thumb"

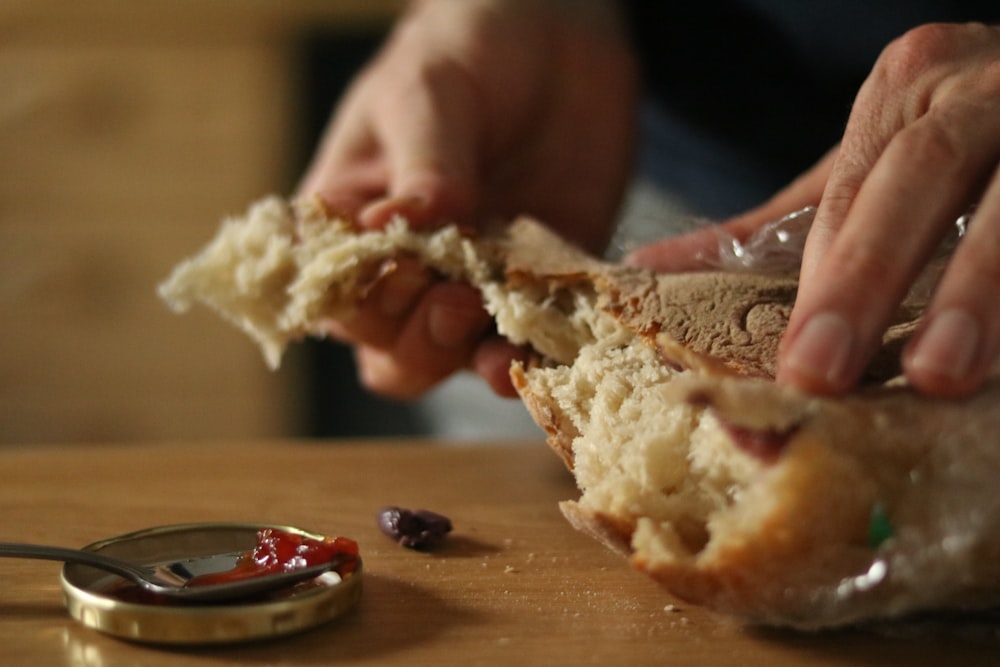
(623, 225), (734, 272)
(625, 147), (836, 272)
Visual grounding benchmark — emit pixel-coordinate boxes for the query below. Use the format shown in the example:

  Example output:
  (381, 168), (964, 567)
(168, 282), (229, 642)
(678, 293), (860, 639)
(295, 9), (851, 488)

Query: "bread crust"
(161, 196), (1000, 629)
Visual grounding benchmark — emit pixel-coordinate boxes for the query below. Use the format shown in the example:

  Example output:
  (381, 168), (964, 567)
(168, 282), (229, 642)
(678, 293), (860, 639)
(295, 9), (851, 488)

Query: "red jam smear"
(186, 528), (358, 587)
(99, 528), (358, 605)
(719, 421), (795, 463)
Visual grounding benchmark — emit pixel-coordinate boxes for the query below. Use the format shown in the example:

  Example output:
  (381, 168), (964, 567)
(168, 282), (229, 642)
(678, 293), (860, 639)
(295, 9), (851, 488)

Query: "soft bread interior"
(160, 196), (761, 568)
(161, 196), (1000, 628)
(159, 196), (600, 369)
(514, 312), (768, 564)
(159, 195), (783, 575)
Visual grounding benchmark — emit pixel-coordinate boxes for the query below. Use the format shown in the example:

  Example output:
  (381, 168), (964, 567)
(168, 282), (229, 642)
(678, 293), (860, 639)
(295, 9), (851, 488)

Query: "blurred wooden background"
(0, 0), (404, 443)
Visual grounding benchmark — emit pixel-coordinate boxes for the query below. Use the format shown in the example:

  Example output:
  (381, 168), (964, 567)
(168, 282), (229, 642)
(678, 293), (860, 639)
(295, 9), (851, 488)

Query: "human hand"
(298, 0), (637, 398)
(623, 147), (835, 273)
(630, 22), (1000, 398)
(779, 22), (1000, 398)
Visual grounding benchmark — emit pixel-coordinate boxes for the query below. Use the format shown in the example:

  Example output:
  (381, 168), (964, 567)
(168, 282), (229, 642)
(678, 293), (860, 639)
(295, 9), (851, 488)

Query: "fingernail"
(908, 309), (979, 380)
(379, 272), (429, 318)
(359, 195), (427, 228)
(427, 302), (482, 348)
(783, 312), (854, 387)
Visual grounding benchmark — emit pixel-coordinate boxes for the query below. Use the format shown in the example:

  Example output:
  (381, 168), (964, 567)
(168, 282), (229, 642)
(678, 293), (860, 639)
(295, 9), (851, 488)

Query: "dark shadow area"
(744, 609), (1000, 666)
(0, 601), (66, 620)
(427, 535), (504, 560)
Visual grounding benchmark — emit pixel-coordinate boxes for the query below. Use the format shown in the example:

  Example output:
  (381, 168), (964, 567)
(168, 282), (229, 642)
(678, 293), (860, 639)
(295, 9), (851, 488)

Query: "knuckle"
(414, 55), (468, 91)
(877, 23), (958, 84)
(427, 280), (483, 307)
(834, 244), (898, 288)
(356, 349), (431, 400)
(401, 170), (478, 218)
(892, 118), (965, 172)
(334, 306), (398, 348)
(821, 177), (864, 213)
(371, 50), (464, 110)
(387, 54), (468, 108)
(963, 58), (1000, 104)
(815, 172), (865, 224)
(872, 23), (1000, 122)
(981, 59), (1000, 94)
(953, 238), (1000, 291)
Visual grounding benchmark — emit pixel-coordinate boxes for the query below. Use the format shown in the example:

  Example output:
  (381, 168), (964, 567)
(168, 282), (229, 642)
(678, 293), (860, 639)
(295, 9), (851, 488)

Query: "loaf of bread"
(160, 196), (1000, 629)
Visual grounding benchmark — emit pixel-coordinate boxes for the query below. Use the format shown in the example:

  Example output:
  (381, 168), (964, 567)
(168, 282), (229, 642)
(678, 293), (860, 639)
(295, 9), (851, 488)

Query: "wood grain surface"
(1, 439), (998, 666)
(0, 1), (402, 444)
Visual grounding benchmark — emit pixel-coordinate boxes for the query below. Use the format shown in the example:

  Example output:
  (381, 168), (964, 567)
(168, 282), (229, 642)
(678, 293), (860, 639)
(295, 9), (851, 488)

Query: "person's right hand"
(298, 0), (638, 399)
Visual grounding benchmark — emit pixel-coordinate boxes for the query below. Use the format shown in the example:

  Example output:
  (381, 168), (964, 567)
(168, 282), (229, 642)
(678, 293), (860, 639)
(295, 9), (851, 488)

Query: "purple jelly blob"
(377, 506), (453, 550)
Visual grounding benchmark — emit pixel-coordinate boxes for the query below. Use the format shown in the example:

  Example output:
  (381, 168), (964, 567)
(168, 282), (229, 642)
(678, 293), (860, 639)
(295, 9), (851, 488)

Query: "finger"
(731, 145), (837, 231)
(779, 105), (1000, 394)
(355, 282), (492, 398)
(296, 85), (389, 219)
(472, 337), (531, 398)
(625, 147), (834, 272)
(795, 22), (1000, 287)
(325, 256), (433, 349)
(623, 225), (745, 272)
(904, 170), (1000, 396)
(359, 60), (481, 230)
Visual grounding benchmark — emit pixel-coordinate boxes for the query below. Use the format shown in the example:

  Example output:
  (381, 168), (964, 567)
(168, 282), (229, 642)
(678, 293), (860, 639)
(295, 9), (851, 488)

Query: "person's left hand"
(630, 22), (1000, 398)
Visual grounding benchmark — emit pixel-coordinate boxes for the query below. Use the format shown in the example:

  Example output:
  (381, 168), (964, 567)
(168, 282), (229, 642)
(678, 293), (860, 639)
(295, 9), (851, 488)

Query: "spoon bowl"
(0, 541), (347, 602)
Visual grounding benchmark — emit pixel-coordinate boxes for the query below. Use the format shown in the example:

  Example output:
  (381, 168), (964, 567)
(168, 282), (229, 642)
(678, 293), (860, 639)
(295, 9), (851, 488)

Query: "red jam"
(719, 421), (795, 463)
(100, 529), (358, 605)
(186, 528), (358, 587)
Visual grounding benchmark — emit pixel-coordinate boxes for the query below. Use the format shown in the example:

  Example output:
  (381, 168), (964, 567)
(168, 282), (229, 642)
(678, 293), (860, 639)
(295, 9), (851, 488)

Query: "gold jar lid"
(60, 522), (362, 645)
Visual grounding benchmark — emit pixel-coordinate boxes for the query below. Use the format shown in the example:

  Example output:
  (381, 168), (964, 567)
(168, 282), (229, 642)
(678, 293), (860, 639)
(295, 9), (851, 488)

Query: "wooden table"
(1, 439), (998, 665)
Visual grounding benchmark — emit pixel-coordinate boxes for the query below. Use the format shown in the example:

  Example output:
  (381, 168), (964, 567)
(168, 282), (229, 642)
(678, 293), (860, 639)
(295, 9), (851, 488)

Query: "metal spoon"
(0, 541), (344, 602)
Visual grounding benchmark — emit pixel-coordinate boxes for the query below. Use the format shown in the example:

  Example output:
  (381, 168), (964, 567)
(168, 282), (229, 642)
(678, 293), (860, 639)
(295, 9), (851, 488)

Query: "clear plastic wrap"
(708, 206), (815, 274)
(635, 205), (974, 309)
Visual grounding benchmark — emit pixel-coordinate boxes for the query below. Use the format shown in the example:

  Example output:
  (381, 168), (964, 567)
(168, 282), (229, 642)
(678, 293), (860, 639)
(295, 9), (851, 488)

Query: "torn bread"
(160, 196), (1000, 629)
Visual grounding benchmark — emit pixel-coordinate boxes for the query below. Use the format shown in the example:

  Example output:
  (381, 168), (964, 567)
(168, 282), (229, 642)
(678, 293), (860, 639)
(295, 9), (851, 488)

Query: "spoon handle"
(0, 542), (150, 581)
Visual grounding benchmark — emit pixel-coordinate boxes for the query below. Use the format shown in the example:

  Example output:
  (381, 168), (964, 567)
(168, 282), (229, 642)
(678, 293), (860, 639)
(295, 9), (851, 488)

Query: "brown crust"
(604, 271), (796, 378)
(500, 217), (617, 284)
(164, 200), (995, 628)
(499, 218), (1000, 626)
(499, 218), (918, 382)
(558, 501), (633, 556)
(630, 376), (1000, 626)
(510, 361), (578, 470)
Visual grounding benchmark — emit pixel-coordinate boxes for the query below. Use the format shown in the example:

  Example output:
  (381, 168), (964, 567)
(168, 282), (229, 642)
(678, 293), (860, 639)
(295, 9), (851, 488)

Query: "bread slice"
(160, 195), (1000, 629)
